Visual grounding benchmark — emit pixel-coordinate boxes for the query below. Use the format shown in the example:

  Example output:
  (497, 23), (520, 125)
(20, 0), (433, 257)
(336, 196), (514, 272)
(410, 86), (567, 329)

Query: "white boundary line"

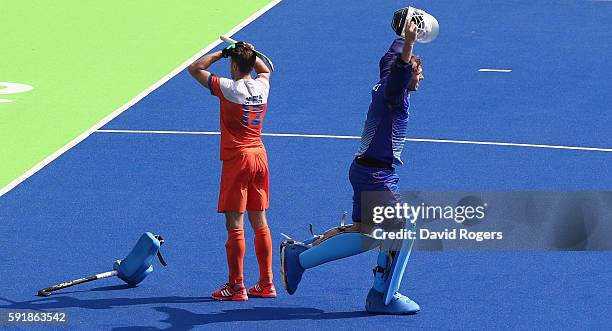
(478, 69), (512, 73)
(0, 0), (283, 198)
(95, 129), (612, 153)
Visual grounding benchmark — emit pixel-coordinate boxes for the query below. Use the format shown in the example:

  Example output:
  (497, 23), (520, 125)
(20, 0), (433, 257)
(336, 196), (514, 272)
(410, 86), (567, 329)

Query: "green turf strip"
(0, 0), (273, 191)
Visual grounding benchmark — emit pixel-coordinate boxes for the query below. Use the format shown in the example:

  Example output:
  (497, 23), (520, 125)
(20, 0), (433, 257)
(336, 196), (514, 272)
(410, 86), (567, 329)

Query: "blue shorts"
(349, 160), (400, 222)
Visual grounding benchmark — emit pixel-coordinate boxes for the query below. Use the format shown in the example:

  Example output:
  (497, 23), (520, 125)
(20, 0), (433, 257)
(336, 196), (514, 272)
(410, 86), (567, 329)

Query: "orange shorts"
(218, 148), (270, 213)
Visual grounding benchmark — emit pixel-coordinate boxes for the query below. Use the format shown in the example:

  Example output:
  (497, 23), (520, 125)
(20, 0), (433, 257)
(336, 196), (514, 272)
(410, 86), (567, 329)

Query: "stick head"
(392, 6), (439, 44)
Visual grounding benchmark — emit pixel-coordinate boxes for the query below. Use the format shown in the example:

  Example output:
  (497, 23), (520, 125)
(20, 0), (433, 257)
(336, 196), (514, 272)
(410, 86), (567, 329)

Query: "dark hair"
(411, 55), (422, 71)
(231, 46), (256, 74)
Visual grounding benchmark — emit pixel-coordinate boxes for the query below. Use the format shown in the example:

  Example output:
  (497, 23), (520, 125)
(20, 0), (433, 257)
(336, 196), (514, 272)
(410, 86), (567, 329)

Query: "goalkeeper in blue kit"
(280, 19), (426, 315)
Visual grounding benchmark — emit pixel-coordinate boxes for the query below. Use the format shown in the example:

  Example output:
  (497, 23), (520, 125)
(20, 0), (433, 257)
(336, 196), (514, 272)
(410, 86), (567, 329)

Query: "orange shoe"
(211, 283), (248, 301)
(248, 282), (277, 298)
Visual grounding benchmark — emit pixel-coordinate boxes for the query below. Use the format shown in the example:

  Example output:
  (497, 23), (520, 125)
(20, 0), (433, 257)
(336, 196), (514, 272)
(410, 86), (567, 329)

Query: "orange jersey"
(209, 74), (269, 160)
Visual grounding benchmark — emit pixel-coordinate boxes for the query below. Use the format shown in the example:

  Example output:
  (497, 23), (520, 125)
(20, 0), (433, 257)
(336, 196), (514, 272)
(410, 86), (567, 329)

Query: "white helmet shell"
(402, 7), (440, 44)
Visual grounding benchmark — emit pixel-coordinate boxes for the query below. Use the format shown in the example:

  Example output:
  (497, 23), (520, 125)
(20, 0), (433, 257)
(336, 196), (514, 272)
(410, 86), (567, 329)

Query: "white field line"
(0, 0), (283, 198)
(478, 69), (512, 73)
(95, 129), (612, 153)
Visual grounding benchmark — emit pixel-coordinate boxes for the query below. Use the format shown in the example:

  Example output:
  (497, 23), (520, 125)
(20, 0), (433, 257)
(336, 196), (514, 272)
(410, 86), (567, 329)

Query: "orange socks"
(225, 228), (245, 287)
(254, 226), (273, 284)
(225, 226), (273, 288)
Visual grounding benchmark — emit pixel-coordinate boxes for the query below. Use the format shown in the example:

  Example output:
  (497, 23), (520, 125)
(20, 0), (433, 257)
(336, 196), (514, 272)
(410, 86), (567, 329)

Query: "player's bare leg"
(247, 210), (267, 228)
(225, 211), (244, 230)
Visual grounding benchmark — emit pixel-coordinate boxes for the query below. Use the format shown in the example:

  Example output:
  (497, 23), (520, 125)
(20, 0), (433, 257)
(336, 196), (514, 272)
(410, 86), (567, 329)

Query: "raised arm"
(384, 21), (418, 102)
(244, 43), (271, 79)
(188, 50), (223, 88)
(254, 57), (271, 76)
(400, 21), (417, 63)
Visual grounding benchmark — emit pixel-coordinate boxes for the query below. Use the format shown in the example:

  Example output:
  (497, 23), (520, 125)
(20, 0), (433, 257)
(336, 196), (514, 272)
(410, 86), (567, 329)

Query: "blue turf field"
(1, 0), (612, 329)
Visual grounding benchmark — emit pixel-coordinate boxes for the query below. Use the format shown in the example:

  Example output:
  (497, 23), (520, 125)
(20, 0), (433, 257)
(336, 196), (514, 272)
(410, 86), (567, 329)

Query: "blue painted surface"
(1, 0), (612, 329)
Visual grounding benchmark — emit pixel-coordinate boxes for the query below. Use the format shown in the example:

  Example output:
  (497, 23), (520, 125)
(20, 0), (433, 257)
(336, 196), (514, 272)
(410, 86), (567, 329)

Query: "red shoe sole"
(248, 291), (277, 298)
(210, 294), (249, 301)
(211, 294), (248, 301)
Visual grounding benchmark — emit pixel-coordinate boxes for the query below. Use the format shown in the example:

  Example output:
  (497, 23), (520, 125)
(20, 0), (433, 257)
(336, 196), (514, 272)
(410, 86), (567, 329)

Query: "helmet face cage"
(411, 9), (428, 39)
(391, 6), (439, 44)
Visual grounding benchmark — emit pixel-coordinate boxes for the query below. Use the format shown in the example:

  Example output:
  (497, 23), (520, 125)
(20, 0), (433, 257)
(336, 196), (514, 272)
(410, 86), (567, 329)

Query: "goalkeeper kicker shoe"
(280, 241), (308, 295)
(365, 288), (420, 314)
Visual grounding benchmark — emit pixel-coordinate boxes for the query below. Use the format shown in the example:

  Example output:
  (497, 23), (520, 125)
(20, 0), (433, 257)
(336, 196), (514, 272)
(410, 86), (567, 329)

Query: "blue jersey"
(356, 38), (413, 165)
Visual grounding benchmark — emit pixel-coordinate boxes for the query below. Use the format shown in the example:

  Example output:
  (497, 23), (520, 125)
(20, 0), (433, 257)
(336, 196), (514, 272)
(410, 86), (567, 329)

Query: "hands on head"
(222, 41), (256, 58)
(243, 42), (255, 51)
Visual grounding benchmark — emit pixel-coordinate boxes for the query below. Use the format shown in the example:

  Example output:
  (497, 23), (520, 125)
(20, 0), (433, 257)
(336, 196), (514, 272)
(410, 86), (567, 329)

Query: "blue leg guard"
(299, 232), (378, 269)
(382, 233), (416, 305)
(372, 250), (391, 293)
(280, 224), (378, 295)
(113, 232), (166, 286)
(365, 227), (419, 314)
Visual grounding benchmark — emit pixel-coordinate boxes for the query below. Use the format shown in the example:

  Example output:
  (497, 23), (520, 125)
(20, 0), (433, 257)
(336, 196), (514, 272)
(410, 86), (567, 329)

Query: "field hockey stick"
(220, 35), (275, 72)
(36, 233), (166, 297)
(37, 271), (118, 297)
